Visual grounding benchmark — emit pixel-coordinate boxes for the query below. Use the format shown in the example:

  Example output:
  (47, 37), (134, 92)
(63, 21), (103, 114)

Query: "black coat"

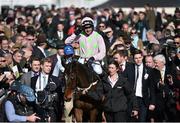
(52, 31), (68, 43)
(32, 46), (46, 59)
(88, 75), (138, 113)
(31, 74), (63, 121)
(125, 64), (155, 106)
(31, 74), (62, 93)
(151, 67), (176, 109)
(120, 62), (135, 89)
(49, 54), (66, 73)
(150, 68), (177, 121)
(49, 54), (66, 81)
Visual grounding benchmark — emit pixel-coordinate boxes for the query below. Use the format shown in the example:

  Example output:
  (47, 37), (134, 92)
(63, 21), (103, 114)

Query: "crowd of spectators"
(0, 3), (179, 122)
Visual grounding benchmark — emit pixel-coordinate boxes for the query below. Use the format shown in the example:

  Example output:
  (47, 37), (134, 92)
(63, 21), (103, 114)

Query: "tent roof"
(93, 0), (180, 8)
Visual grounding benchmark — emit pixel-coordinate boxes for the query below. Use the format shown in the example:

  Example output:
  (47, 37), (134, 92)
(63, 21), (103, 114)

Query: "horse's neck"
(76, 63), (93, 88)
(78, 70), (98, 88)
(72, 55), (80, 61)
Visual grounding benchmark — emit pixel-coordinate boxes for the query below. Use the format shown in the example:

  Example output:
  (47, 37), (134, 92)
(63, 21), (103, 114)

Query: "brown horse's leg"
(74, 108), (83, 122)
(90, 108), (98, 122)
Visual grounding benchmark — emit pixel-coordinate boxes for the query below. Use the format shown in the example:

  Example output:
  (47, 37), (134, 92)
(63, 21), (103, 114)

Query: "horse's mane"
(75, 61), (92, 81)
(76, 62), (90, 75)
(65, 60), (98, 87)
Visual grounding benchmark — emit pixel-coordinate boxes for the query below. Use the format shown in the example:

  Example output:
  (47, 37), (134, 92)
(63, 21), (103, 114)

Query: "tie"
(34, 72), (38, 77)
(59, 31), (63, 40)
(43, 76), (46, 89)
(160, 70), (164, 83)
(59, 32), (61, 40)
(136, 66), (139, 82)
(160, 70), (165, 98)
(119, 64), (123, 73)
(134, 65), (139, 90)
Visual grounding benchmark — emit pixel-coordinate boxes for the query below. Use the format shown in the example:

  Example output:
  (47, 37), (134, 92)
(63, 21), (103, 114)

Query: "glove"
(74, 26), (82, 35)
(87, 57), (95, 65)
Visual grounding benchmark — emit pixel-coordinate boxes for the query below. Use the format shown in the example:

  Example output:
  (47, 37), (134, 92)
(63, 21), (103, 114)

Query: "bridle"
(65, 62), (77, 91)
(65, 61), (98, 95)
(76, 80), (98, 94)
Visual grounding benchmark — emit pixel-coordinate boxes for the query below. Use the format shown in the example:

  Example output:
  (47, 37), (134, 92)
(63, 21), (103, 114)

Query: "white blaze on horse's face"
(65, 74), (67, 81)
(64, 73), (75, 102)
(65, 74), (68, 85)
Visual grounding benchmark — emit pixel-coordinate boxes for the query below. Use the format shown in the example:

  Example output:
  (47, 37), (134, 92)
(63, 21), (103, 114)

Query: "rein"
(65, 60), (100, 95)
(76, 80), (98, 94)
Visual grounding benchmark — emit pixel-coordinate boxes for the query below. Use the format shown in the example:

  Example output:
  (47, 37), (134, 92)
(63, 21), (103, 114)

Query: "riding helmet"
(81, 17), (94, 28)
(64, 45), (74, 56)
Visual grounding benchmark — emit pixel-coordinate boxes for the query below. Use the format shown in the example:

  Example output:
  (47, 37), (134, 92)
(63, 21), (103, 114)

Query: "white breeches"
(78, 57), (103, 74)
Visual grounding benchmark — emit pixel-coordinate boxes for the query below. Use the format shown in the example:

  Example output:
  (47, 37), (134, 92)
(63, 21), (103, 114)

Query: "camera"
(0, 73), (10, 90)
(36, 81), (58, 121)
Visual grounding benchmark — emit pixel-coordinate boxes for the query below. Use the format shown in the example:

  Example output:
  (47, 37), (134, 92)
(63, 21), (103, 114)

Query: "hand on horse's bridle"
(101, 95), (106, 102)
(82, 89), (88, 95)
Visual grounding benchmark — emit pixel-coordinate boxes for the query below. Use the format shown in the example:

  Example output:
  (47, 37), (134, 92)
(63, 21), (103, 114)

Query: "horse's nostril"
(64, 90), (73, 101)
(65, 98), (71, 102)
(64, 96), (71, 102)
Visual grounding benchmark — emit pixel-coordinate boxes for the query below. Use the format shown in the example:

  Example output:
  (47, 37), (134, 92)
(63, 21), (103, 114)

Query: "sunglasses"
(105, 31), (112, 34)
(125, 42), (131, 45)
(0, 60), (6, 62)
(99, 25), (105, 28)
(131, 32), (136, 34)
(27, 38), (34, 41)
(174, 42), (180, 44)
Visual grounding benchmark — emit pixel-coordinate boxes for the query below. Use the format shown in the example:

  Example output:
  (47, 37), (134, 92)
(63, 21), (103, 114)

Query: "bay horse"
(64, 60), (102, 122)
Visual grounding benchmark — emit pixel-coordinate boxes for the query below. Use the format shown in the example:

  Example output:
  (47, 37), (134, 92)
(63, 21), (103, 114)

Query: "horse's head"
(64, 61), (77, 101)
(64, 60), (99, 102)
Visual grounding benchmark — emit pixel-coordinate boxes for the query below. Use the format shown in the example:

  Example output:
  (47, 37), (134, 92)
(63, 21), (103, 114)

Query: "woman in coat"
(87, 59), (138, 122)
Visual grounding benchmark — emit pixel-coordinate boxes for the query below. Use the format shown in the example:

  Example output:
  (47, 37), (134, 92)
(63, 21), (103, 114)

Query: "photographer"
(0, 72), (14, 90)
(0, 54), (11, 75)
(31, 58), (63, 122)
(0, 53), (15, 104)
(3, 84), (40, 122)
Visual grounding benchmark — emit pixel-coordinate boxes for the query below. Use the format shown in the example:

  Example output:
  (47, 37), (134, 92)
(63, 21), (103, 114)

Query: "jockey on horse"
(63, 16), (106, 122)
(64, 16), (106, 76)
(63, 45), (104, 122)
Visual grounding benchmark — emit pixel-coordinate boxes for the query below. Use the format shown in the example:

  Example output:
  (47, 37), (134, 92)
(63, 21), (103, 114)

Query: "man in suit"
(52, 22), (68, 44)
(49, 44), (65, 79)
(113, 50), (134, 86)
(31, 58), (63, 122)
(20, 58), (41, 86)
(0, 36), (10, 56)
(103, 26), (116, 51)
(49, 44), (66, 121)
(32, 33), (48, 59)
(153, 54), (176, 121)
(131, 50), (155, 121)
(145, 55), (155, 68)
(11, 50), (24, 79)
(35, 7), (45, 25)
